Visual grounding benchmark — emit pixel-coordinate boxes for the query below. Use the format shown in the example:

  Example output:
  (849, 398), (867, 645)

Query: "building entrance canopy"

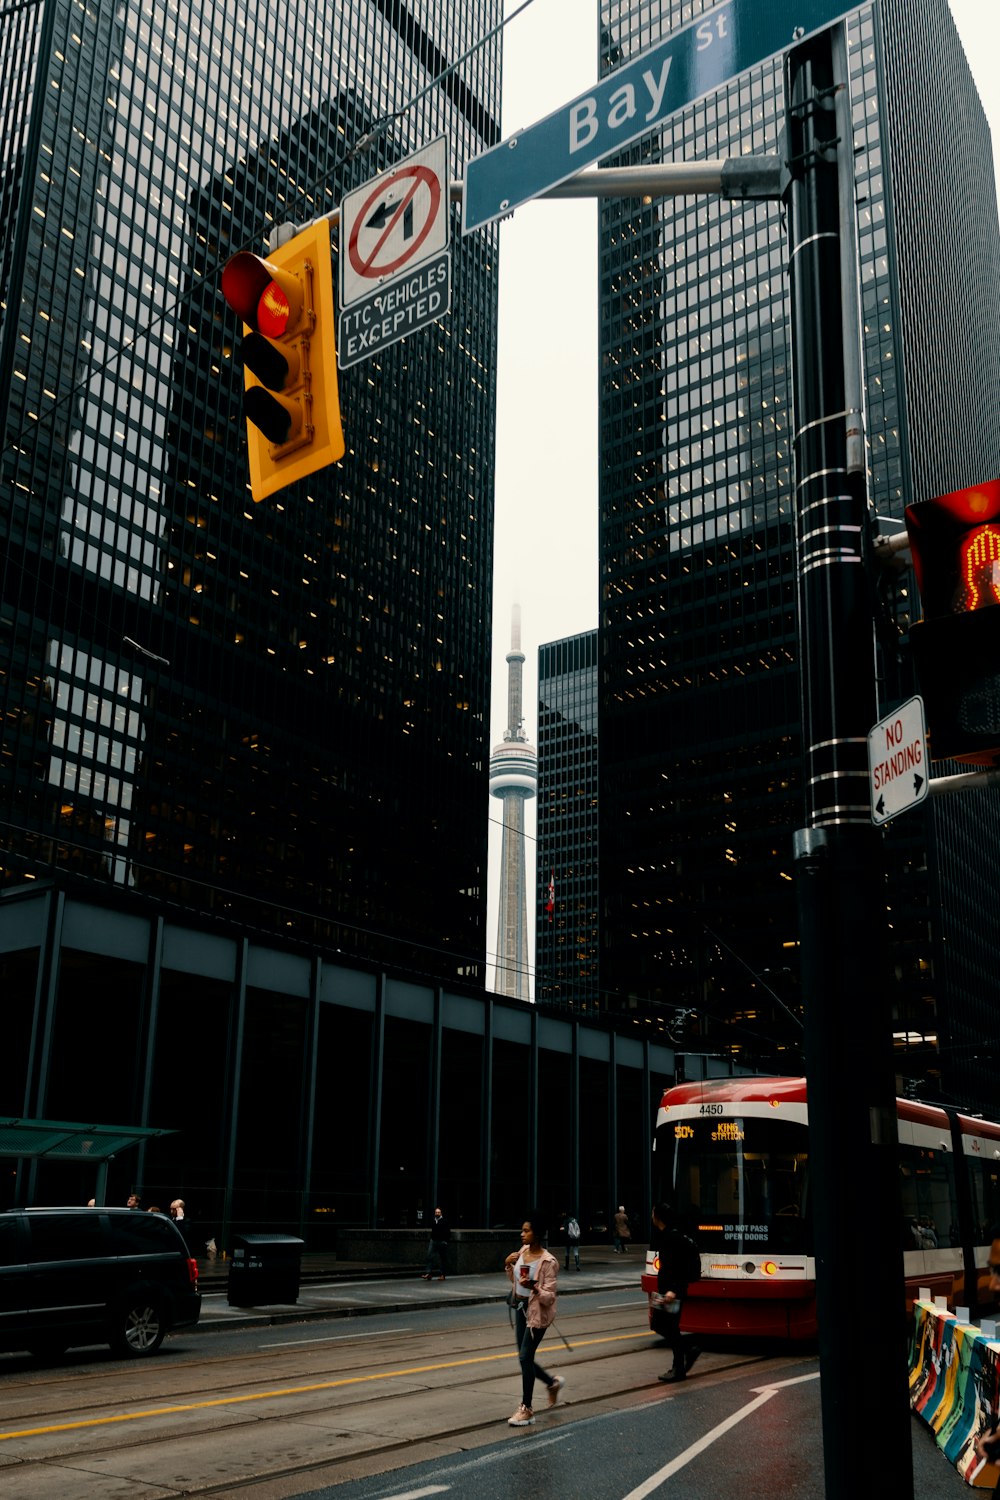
(0, 1119), (175, 1206)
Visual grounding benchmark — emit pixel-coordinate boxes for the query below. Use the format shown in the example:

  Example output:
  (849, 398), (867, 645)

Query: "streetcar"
(642, 1075), (1000, 1340)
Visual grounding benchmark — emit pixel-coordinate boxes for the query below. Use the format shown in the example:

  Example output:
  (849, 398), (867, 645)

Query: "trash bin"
(227, 1233), (304, 1307)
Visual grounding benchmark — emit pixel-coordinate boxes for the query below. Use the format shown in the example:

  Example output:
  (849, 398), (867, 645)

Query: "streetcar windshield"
(654, 1114), (811, 1256)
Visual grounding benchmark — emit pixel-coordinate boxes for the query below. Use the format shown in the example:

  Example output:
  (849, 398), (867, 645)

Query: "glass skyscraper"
(0, 3), (737, 1238)
(597, 0), (1000, 1106)
(0, 0), (501, 982)
(535, 629), (599, 1011)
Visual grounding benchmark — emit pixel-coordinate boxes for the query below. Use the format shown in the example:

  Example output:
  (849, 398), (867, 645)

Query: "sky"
(485, 0), (1000, 992)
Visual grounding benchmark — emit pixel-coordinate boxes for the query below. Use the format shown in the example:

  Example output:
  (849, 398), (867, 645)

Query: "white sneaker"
(547, 1375), (565, 1408)
(508, 1404), (535, 1426)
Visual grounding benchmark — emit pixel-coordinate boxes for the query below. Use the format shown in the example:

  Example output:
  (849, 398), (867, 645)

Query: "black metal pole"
(785, 25), (912, 1497)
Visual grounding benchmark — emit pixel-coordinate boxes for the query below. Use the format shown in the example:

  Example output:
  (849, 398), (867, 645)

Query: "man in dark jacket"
(650, 1202), (702, 1382)
(421, 1207), (450, 1281)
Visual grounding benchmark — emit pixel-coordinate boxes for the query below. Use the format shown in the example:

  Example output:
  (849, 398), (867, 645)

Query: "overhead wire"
(0, 811), (800, 1061)
(2, 0), (537, 461)
(295, 0), (537, 215)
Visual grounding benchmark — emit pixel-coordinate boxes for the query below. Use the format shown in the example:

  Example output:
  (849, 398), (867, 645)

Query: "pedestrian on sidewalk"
(170, 1198), (194, 1253)
(421, 1206), (449, 1281)
(613, 1205), (632, 1253)
(560, 1209), (581, 1271)
(650, 1202), (702, 1383)
(503, 1211), (565, 1427)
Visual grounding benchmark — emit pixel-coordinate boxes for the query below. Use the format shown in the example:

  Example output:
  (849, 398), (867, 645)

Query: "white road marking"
(261, 1329), (411, 1348)
(425, 1427), (579, 1480)
(751, 1371), (823, 1393)
(380, 1488), (449, 1499)
(622, 1370), (821, 1498)
(396, 1405), (628, 1491)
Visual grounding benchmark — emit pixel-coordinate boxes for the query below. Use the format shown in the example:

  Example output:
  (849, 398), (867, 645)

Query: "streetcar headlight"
(761, 1260), (779, 1276)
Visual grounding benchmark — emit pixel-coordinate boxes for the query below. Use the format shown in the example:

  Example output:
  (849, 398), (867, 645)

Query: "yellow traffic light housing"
(222, 220), (344, 502)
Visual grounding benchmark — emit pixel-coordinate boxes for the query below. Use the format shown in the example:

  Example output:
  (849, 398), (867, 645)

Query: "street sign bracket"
(266, 153), (788, 253)
(928, 766), (1000, 798)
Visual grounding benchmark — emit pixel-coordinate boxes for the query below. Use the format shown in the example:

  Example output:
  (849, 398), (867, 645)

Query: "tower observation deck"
(490, 606), (537, 1000)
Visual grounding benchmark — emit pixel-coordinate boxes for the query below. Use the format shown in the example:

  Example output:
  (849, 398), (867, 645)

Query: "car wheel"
(112, 1298), (166, 1357)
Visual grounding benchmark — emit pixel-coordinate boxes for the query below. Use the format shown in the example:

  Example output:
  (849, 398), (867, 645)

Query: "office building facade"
(535, 630), (600, 1011)
(597, 0), (1000, 1105)
(0, 878), (685, 1234)
(0, 1), (502, 980)
(0, 0), (509, 1220)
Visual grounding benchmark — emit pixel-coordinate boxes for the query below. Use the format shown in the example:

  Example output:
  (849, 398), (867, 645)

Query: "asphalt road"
(0, 1274), (975, 1499)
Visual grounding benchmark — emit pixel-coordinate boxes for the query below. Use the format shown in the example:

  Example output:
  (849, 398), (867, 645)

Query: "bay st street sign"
(339, 137), (451, 369)
(868, 696), (929, 825)
(463, 0), (858, 234)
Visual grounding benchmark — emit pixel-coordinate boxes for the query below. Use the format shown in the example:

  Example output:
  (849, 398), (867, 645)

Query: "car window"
(28, 1214), (109, 1262)
(0, 1218), (22, 1267)
(111, 1214), (179, 1255)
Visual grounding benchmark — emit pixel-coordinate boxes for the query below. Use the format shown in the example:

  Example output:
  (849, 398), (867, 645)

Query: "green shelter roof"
(0, 1119), (174, 1161)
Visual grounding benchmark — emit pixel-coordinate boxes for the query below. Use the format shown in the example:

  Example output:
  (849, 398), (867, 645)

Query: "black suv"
(0, 1206), (201, 1359)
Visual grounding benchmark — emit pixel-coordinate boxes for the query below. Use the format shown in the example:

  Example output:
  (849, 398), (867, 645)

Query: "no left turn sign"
(340, 137), (450, 310)
(347, 166), (441, 282)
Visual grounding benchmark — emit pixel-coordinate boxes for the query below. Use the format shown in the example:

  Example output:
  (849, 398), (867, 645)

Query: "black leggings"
(514, 1301), (553, 1409)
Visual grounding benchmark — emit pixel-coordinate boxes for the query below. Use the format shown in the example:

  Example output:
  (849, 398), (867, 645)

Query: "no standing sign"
(868, 695), (929, 825)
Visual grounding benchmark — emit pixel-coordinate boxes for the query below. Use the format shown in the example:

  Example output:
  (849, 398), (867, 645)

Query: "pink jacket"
(506, 1248), (559, 1328)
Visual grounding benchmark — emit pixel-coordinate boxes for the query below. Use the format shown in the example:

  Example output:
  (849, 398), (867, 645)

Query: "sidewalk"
(193, 1246), (647, 1334)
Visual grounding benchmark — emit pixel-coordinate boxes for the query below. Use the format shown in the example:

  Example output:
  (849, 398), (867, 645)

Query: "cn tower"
(490, 606), (537, 1000)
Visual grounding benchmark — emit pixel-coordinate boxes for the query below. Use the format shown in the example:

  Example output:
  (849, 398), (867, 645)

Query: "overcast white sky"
(485, 0), (1000, 991)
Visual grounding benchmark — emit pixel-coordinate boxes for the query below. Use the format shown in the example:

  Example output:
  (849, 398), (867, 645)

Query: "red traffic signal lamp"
(904, 478), (1000, 763)
(222, 220), (344, 502)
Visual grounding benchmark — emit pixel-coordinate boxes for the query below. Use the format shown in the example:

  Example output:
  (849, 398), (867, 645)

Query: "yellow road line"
(0, 1330), (652, 1442)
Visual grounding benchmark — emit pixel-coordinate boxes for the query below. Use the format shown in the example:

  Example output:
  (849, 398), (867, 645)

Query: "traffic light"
(904, 477), (1000, 762)
(222, 220), (344, 502)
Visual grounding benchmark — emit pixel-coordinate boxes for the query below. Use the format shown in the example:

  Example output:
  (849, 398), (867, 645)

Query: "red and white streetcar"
(643, 1075), (1000, 1339)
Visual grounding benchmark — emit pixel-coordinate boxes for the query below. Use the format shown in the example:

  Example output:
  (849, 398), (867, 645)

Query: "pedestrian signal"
(904, 478), (1000, 762)
(222, 221), (344, 502)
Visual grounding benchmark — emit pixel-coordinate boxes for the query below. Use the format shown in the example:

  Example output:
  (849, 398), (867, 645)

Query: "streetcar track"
(0, 1312), (660, 1430)
(0, 1393), (597, 1495)
(0, 1296), (780, 1500)
(0, 1350), (779, 1500)
(0, 1352), (777, 1498)
(0, 1307), (559, 1391)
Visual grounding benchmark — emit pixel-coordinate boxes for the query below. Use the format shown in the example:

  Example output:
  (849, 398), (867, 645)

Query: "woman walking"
(503, 1212), (565, 1427)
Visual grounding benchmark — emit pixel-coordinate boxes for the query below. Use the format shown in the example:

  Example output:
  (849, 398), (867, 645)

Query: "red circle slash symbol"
(348, 165), (442, 282)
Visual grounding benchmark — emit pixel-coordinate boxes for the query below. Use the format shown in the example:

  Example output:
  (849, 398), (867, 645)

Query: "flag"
(546, 870), (555, 922)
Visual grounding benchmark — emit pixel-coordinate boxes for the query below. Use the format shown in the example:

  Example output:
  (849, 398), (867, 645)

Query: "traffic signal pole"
(785, 24), (913, 1498)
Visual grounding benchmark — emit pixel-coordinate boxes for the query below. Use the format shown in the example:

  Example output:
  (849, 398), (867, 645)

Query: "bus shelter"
(0, 1119), (175, 1207)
